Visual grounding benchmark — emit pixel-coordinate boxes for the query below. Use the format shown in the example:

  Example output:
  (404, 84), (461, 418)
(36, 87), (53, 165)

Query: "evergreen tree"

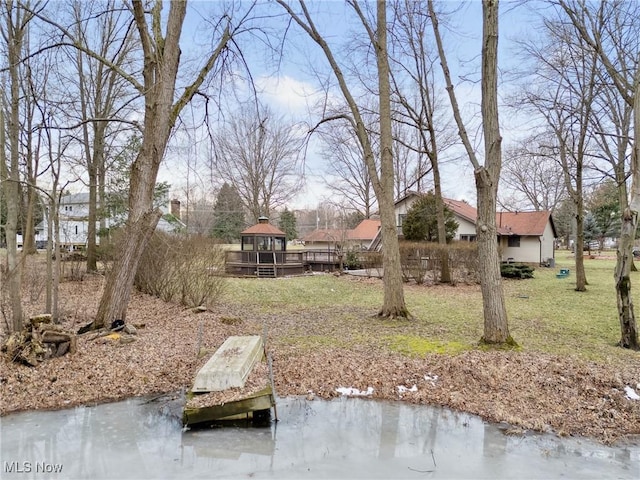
(552, 197), (575, 248)
(583, 212), (599, 251)
(402, 192), (458, 242)
(587, 180), (620, 246)
(101, 135), (172, 236)
(278, 207), (298, 240)
(211, 183), (246, 243)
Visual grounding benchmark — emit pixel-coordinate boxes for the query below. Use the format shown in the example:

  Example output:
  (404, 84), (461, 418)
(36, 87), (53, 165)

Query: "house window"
(460, 234), (477, 242)
(75, 225), (78, 235)
(398, 214), (406, 227)
(508, 235), (521, 247)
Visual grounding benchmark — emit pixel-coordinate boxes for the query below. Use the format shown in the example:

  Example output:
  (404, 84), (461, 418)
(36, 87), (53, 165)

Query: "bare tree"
(558, 0), (639, 349)
(428, 0), (512, 344)
(278, 0), (409, 318)
(500, 139), (567, 212)
(318, 121), (376, 218)
(66, 0), (137, 272)
(211, 103), (304, 222)
(389, 0), (458, 283)
(0, 0), (39, 332)
(513, 3), (603, 292)
(19, 0), (256, 329)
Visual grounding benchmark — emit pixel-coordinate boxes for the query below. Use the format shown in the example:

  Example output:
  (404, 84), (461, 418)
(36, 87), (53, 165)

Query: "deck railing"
(225, 249), (346, 265)
(225, 250), (305, 265)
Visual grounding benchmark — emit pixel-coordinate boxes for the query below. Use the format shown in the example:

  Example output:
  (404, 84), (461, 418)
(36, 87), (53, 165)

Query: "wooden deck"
(225, 249), (342, 277)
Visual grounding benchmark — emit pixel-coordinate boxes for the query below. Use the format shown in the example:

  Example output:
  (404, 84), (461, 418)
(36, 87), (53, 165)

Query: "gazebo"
(225, 217), (305, 277)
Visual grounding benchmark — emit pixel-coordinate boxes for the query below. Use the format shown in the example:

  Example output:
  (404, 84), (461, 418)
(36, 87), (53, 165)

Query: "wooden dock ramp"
(183, 335), (276, 427)
(192, 335), (263, 392)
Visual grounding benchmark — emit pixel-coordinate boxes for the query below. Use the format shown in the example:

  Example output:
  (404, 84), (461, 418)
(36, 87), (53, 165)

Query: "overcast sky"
(159, 0), (538, 211)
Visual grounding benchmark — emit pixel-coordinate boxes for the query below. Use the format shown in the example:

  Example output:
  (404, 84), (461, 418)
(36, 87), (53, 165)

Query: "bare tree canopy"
(278, 0), (409, 319)
(211, 103), (304, 222)
(556, 0), (640, 349)
(500, 140), (567, 212)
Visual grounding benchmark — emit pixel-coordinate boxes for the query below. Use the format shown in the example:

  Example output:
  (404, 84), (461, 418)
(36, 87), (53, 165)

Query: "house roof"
(302, 229), (347, 243)
(496, 210), (556, 236)
(241, 222), (286, 236)
(398, 193), (556, 238)
(302, 219), (382, 243)
(349, 219), (381, 241)
(60, 193), (90, 205)
(443, 198), (478, 225)
(394, 191), (420, 207)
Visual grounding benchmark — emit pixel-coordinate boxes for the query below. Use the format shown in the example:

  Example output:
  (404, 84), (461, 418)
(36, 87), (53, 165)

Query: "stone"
(123, 324), (137, 335)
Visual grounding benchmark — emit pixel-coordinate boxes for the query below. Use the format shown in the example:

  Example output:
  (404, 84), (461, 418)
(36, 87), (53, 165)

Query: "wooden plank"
(192, 335), (263, 392)
(183, 386), (275, 426)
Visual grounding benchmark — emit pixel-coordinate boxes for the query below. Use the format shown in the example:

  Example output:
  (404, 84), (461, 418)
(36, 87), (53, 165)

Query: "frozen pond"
(1, 394), (638, 479)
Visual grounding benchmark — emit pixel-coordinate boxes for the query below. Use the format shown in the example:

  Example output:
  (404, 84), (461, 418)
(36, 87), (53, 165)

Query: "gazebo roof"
(241, 221), (285, 236)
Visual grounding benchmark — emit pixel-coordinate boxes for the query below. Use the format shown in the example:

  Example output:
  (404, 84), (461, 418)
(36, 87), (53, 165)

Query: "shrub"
(344, 249), (362, 269)
(399, 241), (480, 284)
(360, 250), (383, 274)
(135, 233), (226, 308)
(500, 263), (535, 279)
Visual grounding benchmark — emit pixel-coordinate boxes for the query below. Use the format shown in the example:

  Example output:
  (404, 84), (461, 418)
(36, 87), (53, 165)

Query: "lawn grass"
(221, 250), (639, 366)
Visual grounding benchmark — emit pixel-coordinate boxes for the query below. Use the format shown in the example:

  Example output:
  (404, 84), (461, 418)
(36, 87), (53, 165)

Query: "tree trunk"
(432, 166), (451, 283)
(615, 208), (639, 349)
(22, 184), (37, 255)
(375, 0), (409, 318)
(3, 6), (25, 331)
(278, 0), (409, 318)
(86, 168), (98, 272)
(378, 190), (409, 318)
(1, 95), (23, 332)
(476, 169), (510, 344)
(93, 0), (232, 328)
(572, 151), (588, 291)
(613, 63), (640, 350)
(478, 0), (511, 344)
(95, 209), (161, 323)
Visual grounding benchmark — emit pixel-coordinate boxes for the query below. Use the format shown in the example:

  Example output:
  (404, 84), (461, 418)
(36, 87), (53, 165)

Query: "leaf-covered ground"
(1, 273), (639, 446)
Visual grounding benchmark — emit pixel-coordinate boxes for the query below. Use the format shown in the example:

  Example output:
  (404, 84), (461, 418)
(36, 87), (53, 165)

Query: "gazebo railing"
(225, 251), (304, 265)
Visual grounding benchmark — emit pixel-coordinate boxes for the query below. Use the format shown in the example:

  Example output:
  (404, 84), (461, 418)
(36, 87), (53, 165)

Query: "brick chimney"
(170, 199), (181, 220)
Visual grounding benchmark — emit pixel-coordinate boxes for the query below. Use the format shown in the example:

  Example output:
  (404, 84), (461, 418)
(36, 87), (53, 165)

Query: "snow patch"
(397, 384), (418, 394)
(424, 374), (439, 386)
(624, 386), (639, 401)
(336, 386), (374, 396)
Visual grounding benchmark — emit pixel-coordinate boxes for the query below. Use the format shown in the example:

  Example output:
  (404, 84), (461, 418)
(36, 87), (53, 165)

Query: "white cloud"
(255, 75), (322, 115)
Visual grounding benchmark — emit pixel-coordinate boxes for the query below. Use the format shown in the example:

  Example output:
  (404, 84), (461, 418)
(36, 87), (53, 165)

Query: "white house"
(393, 192), (557, 264)
(32, 193), (184, 250)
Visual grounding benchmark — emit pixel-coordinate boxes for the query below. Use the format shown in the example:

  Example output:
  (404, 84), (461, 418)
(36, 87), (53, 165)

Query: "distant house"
(32, 193), (185, 250)
(393, 192), (557, 264)
(302, 218), (381, 251)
